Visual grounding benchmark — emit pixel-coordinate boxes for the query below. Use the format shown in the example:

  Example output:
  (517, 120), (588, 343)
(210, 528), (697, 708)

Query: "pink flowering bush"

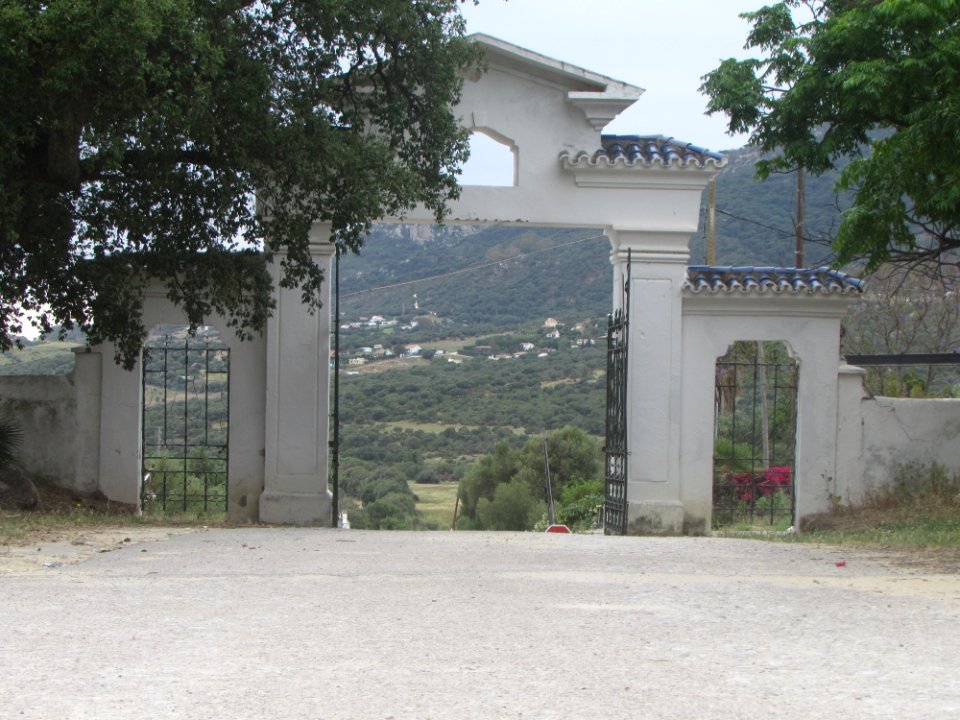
(726, 466), (792, 503)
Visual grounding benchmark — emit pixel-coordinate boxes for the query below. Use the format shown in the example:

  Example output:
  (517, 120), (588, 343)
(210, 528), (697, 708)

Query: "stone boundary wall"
(3, 363), (959, 518)
(860, 396), (960, 494)
(0, 374), (84, 490)
(836, 365), (960, 506)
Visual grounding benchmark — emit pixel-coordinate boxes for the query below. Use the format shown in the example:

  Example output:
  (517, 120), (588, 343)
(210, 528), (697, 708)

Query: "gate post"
(72, 347), (103, 495)
(608, 228), (690, 534)
(259, 224), (335, 525)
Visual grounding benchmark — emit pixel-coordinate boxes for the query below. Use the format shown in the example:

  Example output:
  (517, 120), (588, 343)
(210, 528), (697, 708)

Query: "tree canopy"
(700, 0), (960, 270)
(0, 0), (479, 366)
(457, 426), (602, 530)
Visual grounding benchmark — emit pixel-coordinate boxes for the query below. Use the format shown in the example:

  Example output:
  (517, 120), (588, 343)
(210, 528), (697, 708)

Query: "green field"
(409, 481), (459, 529)
(384, 420), (527, 435)
(0, 342), (77, 375)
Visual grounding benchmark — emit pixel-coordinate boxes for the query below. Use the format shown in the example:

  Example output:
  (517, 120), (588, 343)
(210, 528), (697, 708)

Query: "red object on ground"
(836, 561), (847, 567)
(545, 524), (572, 534)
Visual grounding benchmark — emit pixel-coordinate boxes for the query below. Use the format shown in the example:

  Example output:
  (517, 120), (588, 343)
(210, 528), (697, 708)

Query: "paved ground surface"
(2, 529), (959, 720)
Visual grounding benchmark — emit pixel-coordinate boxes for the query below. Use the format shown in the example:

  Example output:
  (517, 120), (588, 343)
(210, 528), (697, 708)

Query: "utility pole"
(707, 178), (717, 265)
(795, 166), (805, 268)
(330, 245), (341, 528)
(542, 433), (555, 526)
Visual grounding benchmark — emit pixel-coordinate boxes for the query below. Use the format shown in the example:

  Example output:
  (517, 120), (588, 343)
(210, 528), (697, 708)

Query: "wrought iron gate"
(141, 336), (230, 513)
(603, 265), (629, 535)
(713, 341), (798, 529)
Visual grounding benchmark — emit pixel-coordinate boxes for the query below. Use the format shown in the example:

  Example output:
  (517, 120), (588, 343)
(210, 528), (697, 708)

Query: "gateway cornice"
(684, 266), (864, 296)
(560, 135), (725, 189)
(469, 34), (643, 130)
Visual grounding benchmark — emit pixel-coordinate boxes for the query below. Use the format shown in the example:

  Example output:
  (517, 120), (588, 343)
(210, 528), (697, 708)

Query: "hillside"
(691, 146), (851, 267)
(339, 224), (612, 334)
(0, 341), (79, 375)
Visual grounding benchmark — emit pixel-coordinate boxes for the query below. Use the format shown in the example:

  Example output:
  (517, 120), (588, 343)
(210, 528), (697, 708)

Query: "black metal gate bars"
(712, 341), (798, 529)
(141, 337), (230, 513)
(603, 262), (629, 535)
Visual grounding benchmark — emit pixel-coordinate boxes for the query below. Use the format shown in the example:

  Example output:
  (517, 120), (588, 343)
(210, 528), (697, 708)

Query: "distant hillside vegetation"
(339, 224), (613, 330)
(690, 146), (848, 267)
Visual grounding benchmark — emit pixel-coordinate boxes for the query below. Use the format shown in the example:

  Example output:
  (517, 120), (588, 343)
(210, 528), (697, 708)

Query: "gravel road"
(2, 529), (958, 719)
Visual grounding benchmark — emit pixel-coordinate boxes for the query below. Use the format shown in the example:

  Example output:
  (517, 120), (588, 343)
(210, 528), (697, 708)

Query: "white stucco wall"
(0, 374), (86, 490)
(397, 36), (713, 234)
(681, 294), (854, 530)
(89, 285), (267, 521)
(838, 390), (960, 504)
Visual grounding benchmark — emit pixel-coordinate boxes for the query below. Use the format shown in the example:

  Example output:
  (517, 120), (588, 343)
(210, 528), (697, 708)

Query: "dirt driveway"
(2, 529), (958, 719)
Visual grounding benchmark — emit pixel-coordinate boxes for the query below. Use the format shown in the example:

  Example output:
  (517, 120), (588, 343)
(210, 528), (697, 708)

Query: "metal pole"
(450, 490), (460, 531)
(543, 432), (555, 526)
(331, 246), (341, 528)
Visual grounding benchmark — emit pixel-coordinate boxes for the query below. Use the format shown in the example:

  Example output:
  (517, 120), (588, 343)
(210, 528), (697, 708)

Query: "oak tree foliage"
(1, 0), (479, 366)
(701, 0), (960, 270)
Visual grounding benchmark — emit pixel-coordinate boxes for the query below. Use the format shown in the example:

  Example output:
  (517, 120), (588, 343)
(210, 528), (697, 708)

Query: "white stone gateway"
(72, 34), (863, 532)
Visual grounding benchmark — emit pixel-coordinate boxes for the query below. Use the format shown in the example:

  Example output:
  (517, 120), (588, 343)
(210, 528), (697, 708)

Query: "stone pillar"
(72, 347), (103, 495)
(94, 343), (143, 506)
(835, 363), (867, 506)
(259, 225), (335, 525)
(608, 228), (690, 534)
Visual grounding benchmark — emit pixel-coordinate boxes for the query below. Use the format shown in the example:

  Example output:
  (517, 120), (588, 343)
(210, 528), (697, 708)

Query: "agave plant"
(0, 413), (22, 468)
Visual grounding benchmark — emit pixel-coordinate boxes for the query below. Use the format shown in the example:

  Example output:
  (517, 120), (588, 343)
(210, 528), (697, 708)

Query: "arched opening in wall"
(712, 340), (798, 530)
(459, 129), (517, 187)
(141, 325), (230, 515)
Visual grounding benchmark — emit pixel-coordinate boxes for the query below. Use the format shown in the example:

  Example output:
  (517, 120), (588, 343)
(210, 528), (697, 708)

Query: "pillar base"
(626, 500), (685, 536)
(259, 489), (332, 526)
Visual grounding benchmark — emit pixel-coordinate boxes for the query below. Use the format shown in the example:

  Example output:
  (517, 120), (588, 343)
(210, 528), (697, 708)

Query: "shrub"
(475, 479), (545, 531)
(713, 438), (755, 474)
(0, 413), (22, 468)
(726, 466), (792, 503)
(415, 469), (440, 485)
(554, 478), (604, 531)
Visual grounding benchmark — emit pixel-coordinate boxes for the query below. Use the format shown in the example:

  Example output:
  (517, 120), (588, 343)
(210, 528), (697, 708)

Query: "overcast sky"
(459, 0), (760, 153)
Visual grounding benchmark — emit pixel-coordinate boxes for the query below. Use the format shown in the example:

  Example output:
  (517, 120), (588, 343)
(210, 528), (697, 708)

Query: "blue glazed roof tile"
(562, 135), (726, 169)
(599, 135), (724, 167)
(684, 266), (864, 296)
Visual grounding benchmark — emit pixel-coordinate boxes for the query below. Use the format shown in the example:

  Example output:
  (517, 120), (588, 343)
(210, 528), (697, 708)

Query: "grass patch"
(383, 420), (527, 435)
(409, 480), (459, 529)
(540, 378), (576, 389)
(342, 356), (424, 375)
(420, 338), (480, 352)
(1, 482), (229, 548)
(778, 462), (960, 569)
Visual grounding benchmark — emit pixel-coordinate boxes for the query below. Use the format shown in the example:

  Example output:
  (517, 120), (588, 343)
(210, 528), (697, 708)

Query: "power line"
(716, 208), (794, 238)
(715, 207), (834, 247)
(342, 232), (607, 298)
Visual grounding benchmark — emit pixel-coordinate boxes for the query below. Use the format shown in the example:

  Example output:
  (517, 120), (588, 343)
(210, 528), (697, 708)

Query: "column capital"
(267, 222), (335, 261)
(606, 228), (691, 265)
(308, 240), (336, 259)
(308, 221), (335, 258)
